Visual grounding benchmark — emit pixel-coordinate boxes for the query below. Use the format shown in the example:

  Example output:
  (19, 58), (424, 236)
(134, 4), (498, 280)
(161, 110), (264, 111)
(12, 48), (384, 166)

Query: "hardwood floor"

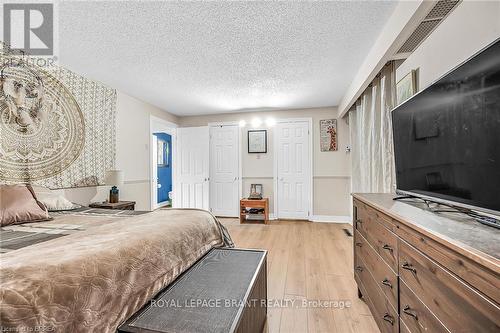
(220, 218), (380, 333)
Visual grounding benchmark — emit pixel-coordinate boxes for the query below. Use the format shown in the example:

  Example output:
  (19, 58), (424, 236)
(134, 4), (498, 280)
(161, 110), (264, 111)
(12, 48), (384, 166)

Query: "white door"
(210, 125), (240, 217)
(276, 121), (311, 219)
(176, 127), (209, 210)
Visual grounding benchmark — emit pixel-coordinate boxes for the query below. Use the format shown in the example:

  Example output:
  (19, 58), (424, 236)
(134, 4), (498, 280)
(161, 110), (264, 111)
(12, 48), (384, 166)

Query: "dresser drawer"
(400, 280), (448, 333)
(355, 230), (398, 310)
(397, 221), (500, 304)
(399, 240), (500, 332)
(355, 255), (399, 333)
(355, 203), (398, 272)
(399, 319), (412, 333)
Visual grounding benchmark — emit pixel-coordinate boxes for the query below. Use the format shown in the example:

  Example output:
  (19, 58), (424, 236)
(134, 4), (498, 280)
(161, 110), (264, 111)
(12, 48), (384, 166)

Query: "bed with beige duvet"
(0, 208), (233, 332)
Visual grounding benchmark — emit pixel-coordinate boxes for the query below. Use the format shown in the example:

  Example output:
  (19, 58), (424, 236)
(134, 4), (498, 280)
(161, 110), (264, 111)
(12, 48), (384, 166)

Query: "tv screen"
(392, 39), (500, 215)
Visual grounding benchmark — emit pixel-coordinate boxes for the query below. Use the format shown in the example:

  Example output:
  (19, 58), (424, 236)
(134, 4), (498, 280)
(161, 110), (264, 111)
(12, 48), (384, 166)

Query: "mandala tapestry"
(0, 51), (116, 188)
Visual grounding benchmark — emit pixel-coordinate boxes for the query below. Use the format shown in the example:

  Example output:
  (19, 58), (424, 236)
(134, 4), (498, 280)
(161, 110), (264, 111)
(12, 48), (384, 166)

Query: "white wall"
(180, 107), (352, 218)
(64, 92), (178, 210)
(396, 1), (500, 90)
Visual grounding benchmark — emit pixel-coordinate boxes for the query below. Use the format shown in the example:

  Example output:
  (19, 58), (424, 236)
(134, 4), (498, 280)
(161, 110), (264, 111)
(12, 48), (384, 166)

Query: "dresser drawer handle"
(382, 278), (392, 289)
(382, 244), (393, 252)
(383, 313), (394, 325)
(355, 266), (363, 272)
(402, 262), (417, 273)
(403, 305), (418, 320)
(355, 242), (362, 247)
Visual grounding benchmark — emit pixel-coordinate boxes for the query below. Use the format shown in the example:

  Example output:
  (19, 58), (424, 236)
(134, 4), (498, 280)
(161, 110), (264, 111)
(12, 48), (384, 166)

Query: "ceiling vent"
(396, 0), (460, 55)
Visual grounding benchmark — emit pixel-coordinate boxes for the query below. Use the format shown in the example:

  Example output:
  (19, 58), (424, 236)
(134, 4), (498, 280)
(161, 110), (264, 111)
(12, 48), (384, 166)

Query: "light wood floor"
(220, 218), (380, 333)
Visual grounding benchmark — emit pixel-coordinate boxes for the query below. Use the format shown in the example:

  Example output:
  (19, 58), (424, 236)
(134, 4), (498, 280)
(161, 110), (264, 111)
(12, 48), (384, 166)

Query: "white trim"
(273, 117), (313, 220)
(208, 122), (242, 216)
(269, 213), (277, 220)
(309, 215), (352, 224)
(149, 116), (177, 211)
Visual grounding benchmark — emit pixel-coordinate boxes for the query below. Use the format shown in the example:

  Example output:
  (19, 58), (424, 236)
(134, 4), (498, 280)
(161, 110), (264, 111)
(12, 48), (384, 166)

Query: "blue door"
(154, 133), (172, 204)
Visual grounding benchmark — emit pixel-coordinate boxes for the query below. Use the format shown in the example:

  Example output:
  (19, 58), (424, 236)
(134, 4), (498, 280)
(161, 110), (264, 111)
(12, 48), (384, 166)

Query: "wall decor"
(249, 184), (263, 200)
(0, 46), (116, 188)
(320, 119), (338, 151)
(396, 69), (417, 105)
(248, 130), (267, 153)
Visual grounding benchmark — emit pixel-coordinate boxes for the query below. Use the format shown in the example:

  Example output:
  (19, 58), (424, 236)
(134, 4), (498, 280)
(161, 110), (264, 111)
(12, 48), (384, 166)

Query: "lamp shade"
(104, 170), (124, 186)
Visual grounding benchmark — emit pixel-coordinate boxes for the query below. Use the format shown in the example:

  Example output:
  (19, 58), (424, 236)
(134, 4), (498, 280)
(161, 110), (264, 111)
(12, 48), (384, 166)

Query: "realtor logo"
(3, 3), (54, 56)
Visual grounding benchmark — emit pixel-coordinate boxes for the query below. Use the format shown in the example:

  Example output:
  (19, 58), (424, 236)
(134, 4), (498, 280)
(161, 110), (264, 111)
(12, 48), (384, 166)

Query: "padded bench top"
(119, 248), (266, 333)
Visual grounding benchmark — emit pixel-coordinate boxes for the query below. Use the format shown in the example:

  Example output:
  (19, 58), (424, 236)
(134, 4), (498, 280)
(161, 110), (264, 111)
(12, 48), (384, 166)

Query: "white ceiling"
(59, 1), (397, 116)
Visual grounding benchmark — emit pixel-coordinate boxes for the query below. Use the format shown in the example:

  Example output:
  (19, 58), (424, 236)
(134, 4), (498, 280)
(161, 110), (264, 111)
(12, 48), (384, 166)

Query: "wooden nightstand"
(240, 198), (269, 224)
(89, 201), (136, 210)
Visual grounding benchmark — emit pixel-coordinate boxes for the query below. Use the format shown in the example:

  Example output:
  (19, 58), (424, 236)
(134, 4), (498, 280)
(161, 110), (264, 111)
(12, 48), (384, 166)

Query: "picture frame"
(249, 183), (263, 199)
(396, 69), (418, 105)
(248, 130), (267, 153)
(320, 119), (338, 152)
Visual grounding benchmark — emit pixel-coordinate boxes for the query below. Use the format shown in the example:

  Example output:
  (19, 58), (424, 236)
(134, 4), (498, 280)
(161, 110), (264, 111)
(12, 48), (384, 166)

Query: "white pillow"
(34, 191), (80, 211)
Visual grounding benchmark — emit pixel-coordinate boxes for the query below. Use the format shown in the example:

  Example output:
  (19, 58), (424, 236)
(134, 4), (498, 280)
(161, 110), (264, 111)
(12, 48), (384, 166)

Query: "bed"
(0, 207), (233, 332)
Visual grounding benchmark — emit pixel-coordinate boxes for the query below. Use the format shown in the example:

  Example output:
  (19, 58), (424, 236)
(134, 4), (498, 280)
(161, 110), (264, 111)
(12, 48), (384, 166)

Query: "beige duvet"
(0, 208), (231, 332)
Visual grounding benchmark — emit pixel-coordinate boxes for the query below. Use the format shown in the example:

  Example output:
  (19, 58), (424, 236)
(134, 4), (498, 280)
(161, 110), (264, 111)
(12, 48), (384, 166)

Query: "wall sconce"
(251, 118), (262, 128)
(265, 118), (276, 127)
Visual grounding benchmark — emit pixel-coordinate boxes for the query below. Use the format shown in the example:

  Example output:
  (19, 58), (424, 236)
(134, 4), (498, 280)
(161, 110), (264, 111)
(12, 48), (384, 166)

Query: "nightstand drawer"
(399, 240), (500, 332)
(355, 230), (398, 310)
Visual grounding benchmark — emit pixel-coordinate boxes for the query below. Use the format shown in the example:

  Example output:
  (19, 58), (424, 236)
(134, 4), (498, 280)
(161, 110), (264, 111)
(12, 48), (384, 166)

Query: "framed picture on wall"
(248, 130), (267, 153)
(320, 119), (338, 152)
(396, 69), (418, 105)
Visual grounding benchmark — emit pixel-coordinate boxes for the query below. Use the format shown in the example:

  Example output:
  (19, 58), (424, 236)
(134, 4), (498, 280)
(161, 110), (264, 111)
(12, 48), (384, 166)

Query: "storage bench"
(119, 248), (267, 333)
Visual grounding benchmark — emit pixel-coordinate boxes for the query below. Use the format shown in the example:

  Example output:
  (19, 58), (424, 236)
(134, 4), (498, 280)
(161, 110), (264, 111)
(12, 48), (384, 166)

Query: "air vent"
(396, 0), (460, 54)
(343, 228), (353, 237)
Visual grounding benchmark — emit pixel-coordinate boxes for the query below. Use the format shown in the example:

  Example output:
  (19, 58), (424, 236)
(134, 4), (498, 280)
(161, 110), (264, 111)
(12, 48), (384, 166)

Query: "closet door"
(276, 121), (311, 219)
(176, 127), (209, 210)
(209, 125), (240, 217)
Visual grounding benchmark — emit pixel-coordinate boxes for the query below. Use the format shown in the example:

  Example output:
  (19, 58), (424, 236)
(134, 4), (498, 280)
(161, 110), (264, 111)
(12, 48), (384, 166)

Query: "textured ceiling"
(59, 1), (397, 116)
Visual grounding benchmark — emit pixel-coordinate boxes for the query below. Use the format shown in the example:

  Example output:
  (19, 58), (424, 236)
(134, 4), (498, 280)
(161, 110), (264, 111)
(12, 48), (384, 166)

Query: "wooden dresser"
(352, 193), (500, 333)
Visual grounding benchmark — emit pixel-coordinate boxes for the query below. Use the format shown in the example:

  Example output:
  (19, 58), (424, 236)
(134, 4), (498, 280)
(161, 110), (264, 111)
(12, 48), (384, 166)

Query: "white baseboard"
(309, 215), (351, 224)
(269, 213), (278, 220)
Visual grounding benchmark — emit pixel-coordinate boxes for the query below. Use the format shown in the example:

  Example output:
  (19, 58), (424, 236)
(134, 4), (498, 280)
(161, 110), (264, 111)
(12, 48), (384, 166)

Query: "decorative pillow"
(0, 184), (52, 227)
(35, 191), (80, 211)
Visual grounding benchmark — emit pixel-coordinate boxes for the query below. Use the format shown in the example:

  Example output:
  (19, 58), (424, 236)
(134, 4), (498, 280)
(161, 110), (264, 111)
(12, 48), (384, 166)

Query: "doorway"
(274, 119), (312, 219)
(153, 133), (172, 207)
(150, 116), (177, 211)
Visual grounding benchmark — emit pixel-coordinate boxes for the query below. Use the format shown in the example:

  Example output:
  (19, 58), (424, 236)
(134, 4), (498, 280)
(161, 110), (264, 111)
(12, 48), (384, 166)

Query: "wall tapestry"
(0, 46), (116, 188)
(320, 119), (337, 151)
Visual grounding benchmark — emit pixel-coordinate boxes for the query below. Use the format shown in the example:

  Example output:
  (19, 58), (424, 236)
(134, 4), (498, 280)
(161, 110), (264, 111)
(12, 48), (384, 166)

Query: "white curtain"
(349, 63), (396, 193)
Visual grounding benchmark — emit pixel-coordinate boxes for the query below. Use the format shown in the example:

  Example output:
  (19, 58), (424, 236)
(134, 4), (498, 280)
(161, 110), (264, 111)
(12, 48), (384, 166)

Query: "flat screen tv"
(392, 39), (500, 217)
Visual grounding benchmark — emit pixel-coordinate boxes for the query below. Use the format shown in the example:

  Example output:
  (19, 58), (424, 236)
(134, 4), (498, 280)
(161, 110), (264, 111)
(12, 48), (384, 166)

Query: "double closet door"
(176, 125), (240, 217)
(276, 121), (311, 220)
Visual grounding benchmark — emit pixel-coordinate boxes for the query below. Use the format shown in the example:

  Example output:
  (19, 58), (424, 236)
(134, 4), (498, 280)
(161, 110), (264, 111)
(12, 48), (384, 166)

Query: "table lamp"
(104, 170), (124, 203)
